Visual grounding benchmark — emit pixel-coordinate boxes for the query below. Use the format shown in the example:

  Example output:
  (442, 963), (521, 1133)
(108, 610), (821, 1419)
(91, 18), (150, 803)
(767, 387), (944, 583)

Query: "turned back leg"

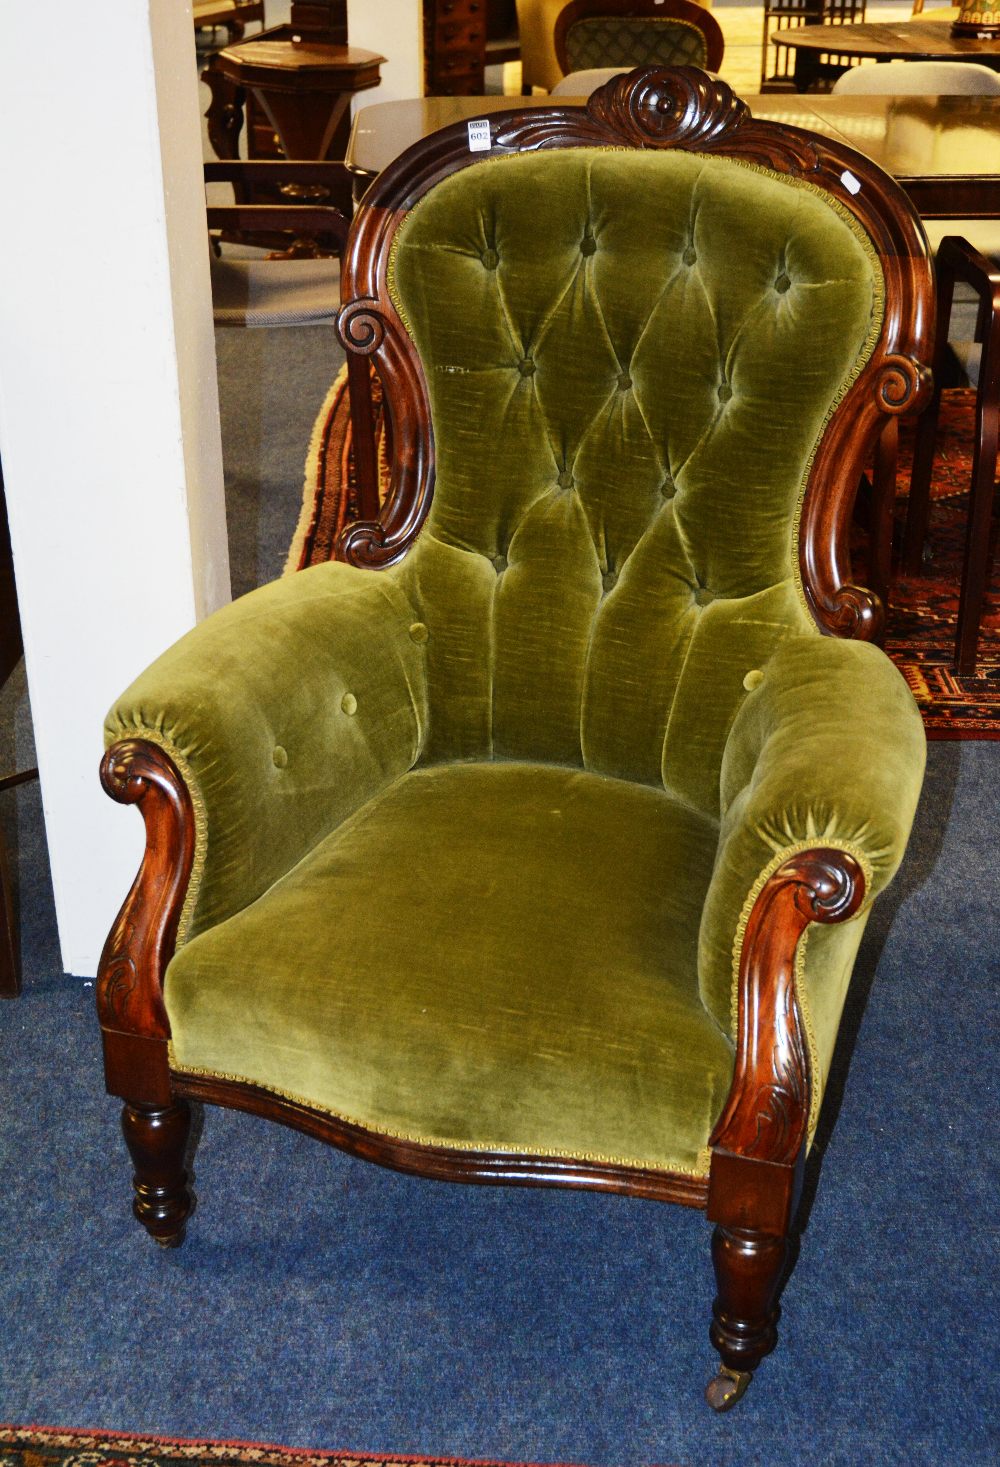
(706, 1225), (790, 1411)
(121, 1099), (194, 1248)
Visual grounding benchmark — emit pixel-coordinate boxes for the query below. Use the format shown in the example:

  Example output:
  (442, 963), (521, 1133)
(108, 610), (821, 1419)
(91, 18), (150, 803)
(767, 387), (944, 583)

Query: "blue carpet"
(0, 327), (996, 1466)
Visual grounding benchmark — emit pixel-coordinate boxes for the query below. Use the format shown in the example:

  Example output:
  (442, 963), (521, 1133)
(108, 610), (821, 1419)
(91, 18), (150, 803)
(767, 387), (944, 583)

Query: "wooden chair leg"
(705, 1224), (790, 1411)
(956, 297), (1000, 675)
(121, 1099), (195, 1248)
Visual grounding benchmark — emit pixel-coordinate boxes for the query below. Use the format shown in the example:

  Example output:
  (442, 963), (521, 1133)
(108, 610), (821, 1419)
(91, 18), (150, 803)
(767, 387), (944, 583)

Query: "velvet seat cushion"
(165, 762), (735, 1177)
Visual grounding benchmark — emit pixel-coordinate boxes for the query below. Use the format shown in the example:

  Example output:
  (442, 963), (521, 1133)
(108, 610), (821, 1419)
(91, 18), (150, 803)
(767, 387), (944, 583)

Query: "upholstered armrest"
(104, 563), (428, 951)
(699, 636), (925, 1193)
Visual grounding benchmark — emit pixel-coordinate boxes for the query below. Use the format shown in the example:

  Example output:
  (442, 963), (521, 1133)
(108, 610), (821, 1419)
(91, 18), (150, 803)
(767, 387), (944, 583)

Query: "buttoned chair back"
(518, 0), (722, 91)
(380, 115), (881, 890)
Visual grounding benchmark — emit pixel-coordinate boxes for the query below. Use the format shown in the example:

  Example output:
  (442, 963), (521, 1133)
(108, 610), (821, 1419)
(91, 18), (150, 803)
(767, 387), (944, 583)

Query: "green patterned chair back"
(565, 16), (708, 71)
(387, 145), (884, 817)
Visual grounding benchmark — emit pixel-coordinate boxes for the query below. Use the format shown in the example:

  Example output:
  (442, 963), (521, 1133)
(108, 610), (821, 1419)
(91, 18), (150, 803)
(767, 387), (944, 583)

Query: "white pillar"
(0, 0), (230, 976)
(347, 0), (424, 103)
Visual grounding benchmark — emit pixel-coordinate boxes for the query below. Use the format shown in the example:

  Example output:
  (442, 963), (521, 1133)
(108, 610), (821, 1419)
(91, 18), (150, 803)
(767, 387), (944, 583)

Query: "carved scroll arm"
(707, 848), (864, 1237)
(96, 570), (435, 1096)
(97, 739), (196, 1105)
(705, 636), (927, 1233)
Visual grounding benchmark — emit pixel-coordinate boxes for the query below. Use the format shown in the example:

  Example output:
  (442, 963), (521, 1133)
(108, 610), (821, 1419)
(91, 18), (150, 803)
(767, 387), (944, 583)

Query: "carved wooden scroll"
(97, 740), (195, 1104)
(707, 848), (866, 1235)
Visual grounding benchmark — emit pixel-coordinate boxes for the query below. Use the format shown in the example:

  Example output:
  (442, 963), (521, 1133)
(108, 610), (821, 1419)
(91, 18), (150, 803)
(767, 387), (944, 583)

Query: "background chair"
(550, 65), (634, 93)
(831, 61), (1000, 671)
(554, 0), (723, 76)
(97, 69), (932, 1413)
(831, 57), (1000, 93)
(907, 234), (1000, 673)
(760, 0), (866, 93)
(194, 0), (266, 46)
(205, 159), (379, 522)
(518, 0), (720, 92)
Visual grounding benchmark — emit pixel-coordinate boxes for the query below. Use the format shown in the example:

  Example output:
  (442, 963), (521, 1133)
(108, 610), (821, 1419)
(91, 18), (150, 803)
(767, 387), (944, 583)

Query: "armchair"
(518, 0), (722, 92)
(97, 69), (934, 1410)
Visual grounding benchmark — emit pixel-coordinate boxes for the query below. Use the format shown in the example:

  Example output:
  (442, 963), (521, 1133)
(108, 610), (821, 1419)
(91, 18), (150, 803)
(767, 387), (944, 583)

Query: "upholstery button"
(682, 246), (697, 266)
(602, 569), (618, 592)
(492, 554), (507, 574)
(580, 235), (597, 256)
(408, 621), (429, 643)
(617, 372), (632, 390)
(272, 746), (288, 769)
(661, 475), (675, 499)
(557, 470), (573, 490)
(743, 669), (765, 691)
(693, 586), (714, 606)
(518, 357), (535, 377)
(341, 693), (358, 716)
(718, 383), (732, 403)
(775, 272), (791, 294)
(481, 247), (499, 270)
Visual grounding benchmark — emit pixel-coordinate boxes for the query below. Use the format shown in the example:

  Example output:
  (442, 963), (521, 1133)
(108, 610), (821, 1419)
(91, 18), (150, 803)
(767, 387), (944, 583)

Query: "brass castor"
(705, 1366), (752, 1412)
(153, 1227), (187, 1249)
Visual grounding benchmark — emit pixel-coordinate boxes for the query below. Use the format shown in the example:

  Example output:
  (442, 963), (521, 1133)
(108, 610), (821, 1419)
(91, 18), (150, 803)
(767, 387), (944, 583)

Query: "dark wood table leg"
(793, 49), (820, 93)
(204, 60), (247, 161)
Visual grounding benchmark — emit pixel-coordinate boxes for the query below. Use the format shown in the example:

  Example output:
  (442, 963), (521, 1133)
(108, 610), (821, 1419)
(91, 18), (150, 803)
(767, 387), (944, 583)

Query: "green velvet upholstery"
(106, 145), (925, 1179)
(565, 17), (709, 72)
(166, 763), (731, 1173)
(389, 150), (882, 813)
(105, 562), (428, 943)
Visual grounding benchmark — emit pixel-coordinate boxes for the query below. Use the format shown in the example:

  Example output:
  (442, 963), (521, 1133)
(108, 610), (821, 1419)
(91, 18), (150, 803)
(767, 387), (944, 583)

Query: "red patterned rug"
(289, 375), (999, 739)
(0, 1427), (587, 1467)
(880, 390), (999, 739)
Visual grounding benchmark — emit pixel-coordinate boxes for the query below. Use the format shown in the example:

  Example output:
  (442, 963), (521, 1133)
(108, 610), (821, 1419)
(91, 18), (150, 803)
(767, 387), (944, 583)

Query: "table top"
(771, 17), (1000, 61)
(219, 39), (386, 74)
(346, 93), (1000, 215)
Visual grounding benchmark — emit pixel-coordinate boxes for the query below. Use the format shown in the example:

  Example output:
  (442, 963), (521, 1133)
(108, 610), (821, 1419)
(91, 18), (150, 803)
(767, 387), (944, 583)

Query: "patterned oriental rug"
(0, 1428), (589, 1467)
(288, 373), (999, 740)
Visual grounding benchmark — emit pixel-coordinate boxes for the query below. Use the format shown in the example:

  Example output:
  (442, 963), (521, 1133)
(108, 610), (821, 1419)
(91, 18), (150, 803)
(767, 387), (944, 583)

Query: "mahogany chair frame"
(98, 69), (933, 1409)
(552, 0), (725, 77)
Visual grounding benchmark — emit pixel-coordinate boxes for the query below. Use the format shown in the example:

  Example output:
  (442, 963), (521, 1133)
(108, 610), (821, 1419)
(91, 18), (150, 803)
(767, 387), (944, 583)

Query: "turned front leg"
(121, 1100), (194, 1248)
(706, 1224), (789, 1410)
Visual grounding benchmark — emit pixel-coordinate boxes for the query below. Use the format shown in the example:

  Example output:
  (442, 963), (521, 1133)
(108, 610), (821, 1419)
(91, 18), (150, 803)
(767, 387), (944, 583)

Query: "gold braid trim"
(166, 1054), (712, 1179)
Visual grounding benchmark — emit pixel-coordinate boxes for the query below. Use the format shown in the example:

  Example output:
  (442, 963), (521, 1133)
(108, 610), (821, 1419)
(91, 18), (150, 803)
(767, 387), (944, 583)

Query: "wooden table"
(345, 92), (1000, 217)
(205, 39), (384, 163)
(772, 17), (1000, 90)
